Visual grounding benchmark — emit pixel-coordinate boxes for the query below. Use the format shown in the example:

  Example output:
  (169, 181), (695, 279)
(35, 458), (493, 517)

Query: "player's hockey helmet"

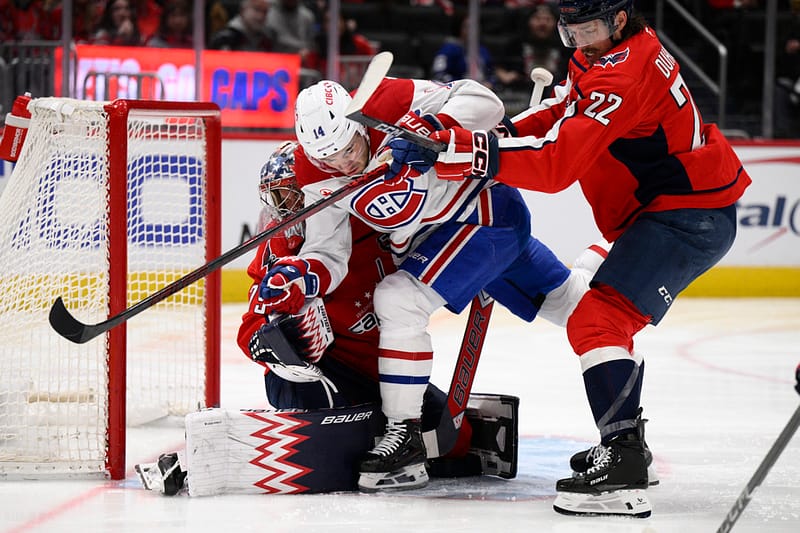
(557, 0), (633, 47)
(294, 80), (367, 167)
(259, 140), (302, 216)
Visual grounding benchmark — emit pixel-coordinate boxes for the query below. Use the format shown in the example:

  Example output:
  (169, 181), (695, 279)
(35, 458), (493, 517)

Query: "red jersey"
(236, 215), (395, 381)
(497, 27), (750, 242)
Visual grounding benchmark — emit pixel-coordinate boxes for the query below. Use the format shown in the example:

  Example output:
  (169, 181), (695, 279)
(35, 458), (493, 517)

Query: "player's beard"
(581, 45), (604, 65)
(579, 37), (616, 65)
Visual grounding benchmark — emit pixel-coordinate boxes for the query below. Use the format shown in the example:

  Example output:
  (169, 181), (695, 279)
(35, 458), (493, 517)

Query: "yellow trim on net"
(219, 267), (800, 304)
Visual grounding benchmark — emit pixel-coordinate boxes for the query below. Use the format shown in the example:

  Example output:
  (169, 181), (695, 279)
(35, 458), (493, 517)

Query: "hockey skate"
(553, 432), (652, 518)
(569, 413), (659, 486)
(134, 452), (187, 496)
(358, 419), (429, 492)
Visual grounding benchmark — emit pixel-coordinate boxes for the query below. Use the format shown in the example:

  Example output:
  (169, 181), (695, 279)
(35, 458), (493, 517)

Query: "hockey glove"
(382, 112), (445, 185)
(430, 127), (499, 181)
(383, 138), (438, 185)
(258, 256), (320, 315)
(248, 322), (325, 383)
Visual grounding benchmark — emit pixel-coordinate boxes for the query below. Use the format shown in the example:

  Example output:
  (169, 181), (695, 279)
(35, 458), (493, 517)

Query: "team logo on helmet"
(351, 179), (427, 230)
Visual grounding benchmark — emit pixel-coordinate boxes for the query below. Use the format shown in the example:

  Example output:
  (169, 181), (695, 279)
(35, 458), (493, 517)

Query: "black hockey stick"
(716, 364), (800, 533)
(49, 163), (389, 344)
(425, 291), (494, 457)
(345, 51), (447, 153)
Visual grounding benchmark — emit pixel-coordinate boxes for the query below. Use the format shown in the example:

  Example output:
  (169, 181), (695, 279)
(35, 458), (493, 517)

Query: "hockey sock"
(579, 347), (644, 443)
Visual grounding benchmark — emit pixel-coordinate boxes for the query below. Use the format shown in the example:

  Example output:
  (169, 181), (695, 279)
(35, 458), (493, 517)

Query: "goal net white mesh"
(0, 98), (220, 478)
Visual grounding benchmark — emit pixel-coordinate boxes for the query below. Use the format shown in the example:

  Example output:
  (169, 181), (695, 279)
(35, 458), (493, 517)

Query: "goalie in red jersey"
(134, 141), (525, 497)
(397, 0), (752, 518)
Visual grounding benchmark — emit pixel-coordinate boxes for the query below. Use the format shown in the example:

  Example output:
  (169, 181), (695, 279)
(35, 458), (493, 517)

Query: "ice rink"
(1, 298), (799, 533)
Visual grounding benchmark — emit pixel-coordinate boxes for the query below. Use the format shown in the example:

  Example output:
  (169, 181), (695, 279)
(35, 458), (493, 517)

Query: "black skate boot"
(134, 452), (187, 496)
(358, 419), (429, 492)
(553, 432), (651, 518)
(570, 411), (658, 486)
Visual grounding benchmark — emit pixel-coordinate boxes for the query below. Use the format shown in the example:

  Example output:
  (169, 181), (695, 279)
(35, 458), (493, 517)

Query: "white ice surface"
(1, 298), (799, 533)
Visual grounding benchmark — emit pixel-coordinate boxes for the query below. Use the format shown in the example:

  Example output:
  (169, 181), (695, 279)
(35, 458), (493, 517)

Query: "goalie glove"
(248, 299), (334, 383)
(430, 127), (499, 181)
(258, 256), (320, 314)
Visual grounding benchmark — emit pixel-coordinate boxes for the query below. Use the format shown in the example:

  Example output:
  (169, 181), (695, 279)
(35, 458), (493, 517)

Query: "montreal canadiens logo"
(351, 179), (426, 229)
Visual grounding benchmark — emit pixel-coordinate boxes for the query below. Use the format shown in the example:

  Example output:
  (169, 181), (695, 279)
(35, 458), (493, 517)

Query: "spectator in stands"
(70, 0), (107, 43)
(208, 0), (273, 52)
(265, 0), (317, 66)
(775, 1), (800, 138)
(132, 0), (163, 41)
(430, 15), (496, 88)
(206, 1), (230, 43)
(306, 11), (376, 76)
(1, 0), (61, 41)
(145, 0), (193, 48)
(495, 3), (568, 95)
(92, 0), (143, 46)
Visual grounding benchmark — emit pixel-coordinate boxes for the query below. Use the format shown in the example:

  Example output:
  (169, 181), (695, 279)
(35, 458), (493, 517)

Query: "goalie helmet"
(259, 140), (301, 216)
(294, 80), (366, 166)
(557, 0), (633, 47)
(257, 141), (305, 249)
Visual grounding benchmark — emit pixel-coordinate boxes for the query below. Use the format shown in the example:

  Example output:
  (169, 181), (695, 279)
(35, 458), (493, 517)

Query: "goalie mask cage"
(0, 98), (221, 480)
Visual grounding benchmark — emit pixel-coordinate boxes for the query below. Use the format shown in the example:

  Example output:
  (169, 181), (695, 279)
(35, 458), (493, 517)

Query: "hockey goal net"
(0, 98), (221, 479)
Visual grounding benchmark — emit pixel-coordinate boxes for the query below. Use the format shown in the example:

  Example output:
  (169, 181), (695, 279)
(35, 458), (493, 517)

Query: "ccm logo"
(321, 410), (373, 424)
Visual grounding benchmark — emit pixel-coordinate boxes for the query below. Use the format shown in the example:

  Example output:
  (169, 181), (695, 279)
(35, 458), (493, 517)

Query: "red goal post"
(0, 98), (221, 479)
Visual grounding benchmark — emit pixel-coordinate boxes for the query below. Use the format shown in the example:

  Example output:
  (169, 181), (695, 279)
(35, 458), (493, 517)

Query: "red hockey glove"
(430, 127), (498, 181)
(258, 256), (320, 315)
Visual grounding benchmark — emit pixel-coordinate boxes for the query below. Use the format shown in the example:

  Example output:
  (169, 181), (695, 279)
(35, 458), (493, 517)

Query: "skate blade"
(647, 464), (659, 486)
(553, 489), (652, 518)
(358, 463), (429, 492)
(134, 462), (164, 493)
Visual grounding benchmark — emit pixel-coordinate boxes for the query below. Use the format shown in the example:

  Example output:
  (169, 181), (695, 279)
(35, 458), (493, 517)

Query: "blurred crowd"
(1, 0), (799, 137)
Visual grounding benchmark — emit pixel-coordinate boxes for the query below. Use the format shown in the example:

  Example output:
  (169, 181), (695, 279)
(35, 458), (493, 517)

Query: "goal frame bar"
(105, 99), (221, 479)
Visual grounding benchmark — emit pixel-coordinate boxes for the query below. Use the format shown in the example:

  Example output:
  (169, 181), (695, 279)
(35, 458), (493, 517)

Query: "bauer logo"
(320, 410), (373, 424)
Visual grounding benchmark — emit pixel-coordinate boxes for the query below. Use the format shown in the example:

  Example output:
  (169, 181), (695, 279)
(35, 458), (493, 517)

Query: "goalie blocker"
(136, 393), (519, 496)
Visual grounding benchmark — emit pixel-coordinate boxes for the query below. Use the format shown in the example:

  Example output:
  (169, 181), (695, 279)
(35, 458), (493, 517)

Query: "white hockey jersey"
(293, 77), (505, 294)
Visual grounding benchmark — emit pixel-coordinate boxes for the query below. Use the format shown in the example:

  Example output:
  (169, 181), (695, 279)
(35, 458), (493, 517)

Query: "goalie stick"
(425, 291), (494, 457)
(49, 162), (389, 344)
(716, 364), (800, 533)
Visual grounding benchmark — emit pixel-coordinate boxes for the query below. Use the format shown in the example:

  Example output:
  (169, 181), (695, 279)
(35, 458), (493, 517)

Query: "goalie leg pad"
(185, 405), (383, 496)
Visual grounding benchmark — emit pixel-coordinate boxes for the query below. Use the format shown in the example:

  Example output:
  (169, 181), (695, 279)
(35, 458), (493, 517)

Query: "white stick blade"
(346, 51), (394, 117)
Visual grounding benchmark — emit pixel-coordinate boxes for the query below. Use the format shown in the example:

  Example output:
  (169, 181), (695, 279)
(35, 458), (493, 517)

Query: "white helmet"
(294, 80), (366, 161)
